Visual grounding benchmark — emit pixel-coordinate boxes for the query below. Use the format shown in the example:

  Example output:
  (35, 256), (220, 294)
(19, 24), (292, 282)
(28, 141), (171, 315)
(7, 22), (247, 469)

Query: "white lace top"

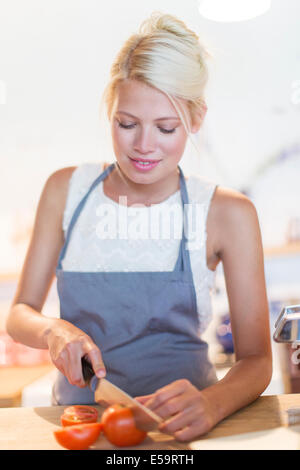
(62, 162), (217, 334)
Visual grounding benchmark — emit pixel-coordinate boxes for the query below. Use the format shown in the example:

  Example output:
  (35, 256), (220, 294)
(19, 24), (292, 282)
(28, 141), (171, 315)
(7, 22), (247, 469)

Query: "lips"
(130, 157), (161, 163)
(128, 156), (161, 172)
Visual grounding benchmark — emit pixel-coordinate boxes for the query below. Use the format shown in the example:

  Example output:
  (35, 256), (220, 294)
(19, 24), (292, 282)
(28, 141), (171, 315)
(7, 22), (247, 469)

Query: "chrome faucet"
(273, 305), (300, 343)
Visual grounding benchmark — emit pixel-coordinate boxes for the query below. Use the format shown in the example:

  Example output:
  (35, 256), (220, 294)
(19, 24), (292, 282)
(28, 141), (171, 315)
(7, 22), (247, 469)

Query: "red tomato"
(61, 405), (99, 427)
(53, 422), (103, 450)
(101, 404), (147, 447)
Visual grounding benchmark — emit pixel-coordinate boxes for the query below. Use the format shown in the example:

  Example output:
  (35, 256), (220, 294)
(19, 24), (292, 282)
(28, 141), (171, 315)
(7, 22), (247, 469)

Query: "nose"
(133, 127), (157, 155)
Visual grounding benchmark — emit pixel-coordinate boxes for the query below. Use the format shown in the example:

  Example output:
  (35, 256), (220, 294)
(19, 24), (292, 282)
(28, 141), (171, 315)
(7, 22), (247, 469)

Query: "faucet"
(273, 305), (300, 343)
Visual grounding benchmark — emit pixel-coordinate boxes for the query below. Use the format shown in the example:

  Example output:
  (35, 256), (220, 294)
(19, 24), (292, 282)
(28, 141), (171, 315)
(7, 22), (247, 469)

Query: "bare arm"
(201, 188), (272, 421)
(6, 167), (106, 386)
(6, 168), (71, 347)
(136, 188), (272, 441)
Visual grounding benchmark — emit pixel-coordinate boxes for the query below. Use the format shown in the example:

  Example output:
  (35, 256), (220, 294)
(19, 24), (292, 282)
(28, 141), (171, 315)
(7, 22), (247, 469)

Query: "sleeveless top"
(52, 162), (219, 405)
(62, 162), (217, 334)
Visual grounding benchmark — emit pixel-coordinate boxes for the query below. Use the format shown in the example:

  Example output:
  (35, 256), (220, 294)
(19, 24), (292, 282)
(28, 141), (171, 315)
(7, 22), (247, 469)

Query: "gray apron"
(52, 162), (217, 405)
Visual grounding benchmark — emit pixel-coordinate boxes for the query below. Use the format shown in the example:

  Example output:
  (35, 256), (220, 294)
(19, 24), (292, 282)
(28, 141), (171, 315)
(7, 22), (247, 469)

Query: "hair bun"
(139, 11), (199, 45)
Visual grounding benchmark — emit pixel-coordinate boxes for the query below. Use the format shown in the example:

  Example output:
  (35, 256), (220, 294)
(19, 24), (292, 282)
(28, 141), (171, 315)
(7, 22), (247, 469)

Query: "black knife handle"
(81, 356), (95, 385)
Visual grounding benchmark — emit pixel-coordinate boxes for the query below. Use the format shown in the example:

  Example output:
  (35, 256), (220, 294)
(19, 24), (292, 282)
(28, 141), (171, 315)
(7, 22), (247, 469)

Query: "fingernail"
(96, 369), (106, 378)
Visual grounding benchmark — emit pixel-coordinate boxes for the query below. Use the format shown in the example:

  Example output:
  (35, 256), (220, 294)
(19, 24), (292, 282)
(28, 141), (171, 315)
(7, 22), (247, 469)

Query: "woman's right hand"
(44, 319), (106, 388)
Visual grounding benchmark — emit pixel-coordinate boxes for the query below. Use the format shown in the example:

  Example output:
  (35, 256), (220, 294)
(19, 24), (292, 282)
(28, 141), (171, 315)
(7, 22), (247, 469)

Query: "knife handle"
(81, 356), (96, 386)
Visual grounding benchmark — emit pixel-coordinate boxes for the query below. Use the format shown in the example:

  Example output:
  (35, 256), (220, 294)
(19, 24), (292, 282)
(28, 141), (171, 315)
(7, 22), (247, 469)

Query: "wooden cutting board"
(0, 405), (189, 450)
(1, 394), (300, 450)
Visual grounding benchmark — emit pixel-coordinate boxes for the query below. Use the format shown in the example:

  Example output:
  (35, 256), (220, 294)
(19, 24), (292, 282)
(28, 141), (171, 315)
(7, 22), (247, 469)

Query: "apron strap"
(57, 162), (193, 274)
(173, 166), (193, 274)
(57, 163), (115, 270)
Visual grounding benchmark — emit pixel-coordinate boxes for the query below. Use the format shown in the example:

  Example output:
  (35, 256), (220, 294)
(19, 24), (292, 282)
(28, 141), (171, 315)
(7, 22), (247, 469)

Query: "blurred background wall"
(0, 0), (300, 405)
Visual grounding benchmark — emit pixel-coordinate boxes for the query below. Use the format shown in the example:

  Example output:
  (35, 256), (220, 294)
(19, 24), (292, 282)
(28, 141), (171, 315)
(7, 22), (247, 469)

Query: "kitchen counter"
(0, 363), (55, 407)
(1, 394), (300, 450)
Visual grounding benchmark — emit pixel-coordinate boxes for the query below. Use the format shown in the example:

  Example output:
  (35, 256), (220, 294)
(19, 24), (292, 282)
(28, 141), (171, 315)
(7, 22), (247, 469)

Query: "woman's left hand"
(135, 379), (217, 442)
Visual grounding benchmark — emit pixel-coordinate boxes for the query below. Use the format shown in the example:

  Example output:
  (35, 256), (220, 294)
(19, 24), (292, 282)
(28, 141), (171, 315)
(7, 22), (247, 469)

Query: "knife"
(81, 357), (163, 432)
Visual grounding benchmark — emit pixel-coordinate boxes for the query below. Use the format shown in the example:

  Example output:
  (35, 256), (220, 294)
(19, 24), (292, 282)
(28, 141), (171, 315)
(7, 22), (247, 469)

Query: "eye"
(159, 127), (176, 134)
(117, 121), (176, 134)
(117, 122), (136, 130)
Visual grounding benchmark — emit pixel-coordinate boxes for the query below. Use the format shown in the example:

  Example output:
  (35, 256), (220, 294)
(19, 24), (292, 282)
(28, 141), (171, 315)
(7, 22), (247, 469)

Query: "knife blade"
(81, 357), (163, 432)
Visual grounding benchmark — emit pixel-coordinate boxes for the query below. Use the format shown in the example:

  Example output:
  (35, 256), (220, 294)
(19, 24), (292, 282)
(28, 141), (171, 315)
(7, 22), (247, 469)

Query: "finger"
(69, 348), (86, 388)
(144, 380), (188, 411)
(134, 394), (155, 404)
(158, 406), (195, 434)
(57, 349), (73, 384)
(65, 344), (86, 387)
(85, 346), (106, 378)
(174, 424), (198, 442)
(149, 395), (189, 420)
(52, 355), (66, 378)
(174, 417), (210, 442)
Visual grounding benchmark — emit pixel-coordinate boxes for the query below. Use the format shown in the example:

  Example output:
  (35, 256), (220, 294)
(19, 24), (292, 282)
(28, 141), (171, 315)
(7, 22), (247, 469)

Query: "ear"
(190, 103), (207, 134)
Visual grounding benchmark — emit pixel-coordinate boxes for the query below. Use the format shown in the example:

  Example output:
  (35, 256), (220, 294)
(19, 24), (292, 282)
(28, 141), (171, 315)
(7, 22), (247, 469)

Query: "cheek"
(162, 133), (187, 157)
(111, 127), (131, 152)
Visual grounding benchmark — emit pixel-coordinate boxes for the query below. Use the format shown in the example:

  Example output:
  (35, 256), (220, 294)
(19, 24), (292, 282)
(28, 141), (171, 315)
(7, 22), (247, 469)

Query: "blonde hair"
(102, 11), (210, 139)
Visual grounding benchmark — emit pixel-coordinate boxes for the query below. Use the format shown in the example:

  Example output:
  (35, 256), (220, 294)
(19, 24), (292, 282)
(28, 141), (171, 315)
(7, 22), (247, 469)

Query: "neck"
(111, 162), (180, 206)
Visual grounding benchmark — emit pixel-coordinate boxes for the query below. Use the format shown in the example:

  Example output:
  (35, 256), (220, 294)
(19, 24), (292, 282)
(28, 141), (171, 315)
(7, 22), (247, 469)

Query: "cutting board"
(0, 406), (189, 450)
(2, 394), (300, 450)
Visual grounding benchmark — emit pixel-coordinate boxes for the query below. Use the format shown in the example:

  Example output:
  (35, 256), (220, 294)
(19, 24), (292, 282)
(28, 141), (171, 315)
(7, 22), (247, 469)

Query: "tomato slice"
(101, 404), (147, 447)
(53, 422), (103, 450)
(61, 405), (99, 427)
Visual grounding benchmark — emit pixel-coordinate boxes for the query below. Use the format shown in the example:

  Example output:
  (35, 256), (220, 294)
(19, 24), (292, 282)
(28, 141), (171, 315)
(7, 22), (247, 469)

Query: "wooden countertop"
(1, 394), (300, 450)
(0, 363), (55, 407)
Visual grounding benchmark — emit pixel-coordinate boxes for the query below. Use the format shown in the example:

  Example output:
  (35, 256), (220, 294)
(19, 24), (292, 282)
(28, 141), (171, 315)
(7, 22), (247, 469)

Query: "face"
(109, 79), (196, 186)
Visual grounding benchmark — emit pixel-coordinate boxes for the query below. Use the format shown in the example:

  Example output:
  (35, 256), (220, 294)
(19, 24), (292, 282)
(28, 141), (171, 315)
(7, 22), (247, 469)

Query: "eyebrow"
(116, 111), (181, 121)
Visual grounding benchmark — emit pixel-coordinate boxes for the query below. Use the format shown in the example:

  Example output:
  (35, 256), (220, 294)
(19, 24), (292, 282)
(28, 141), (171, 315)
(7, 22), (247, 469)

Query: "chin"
(127, 171), (159, 185)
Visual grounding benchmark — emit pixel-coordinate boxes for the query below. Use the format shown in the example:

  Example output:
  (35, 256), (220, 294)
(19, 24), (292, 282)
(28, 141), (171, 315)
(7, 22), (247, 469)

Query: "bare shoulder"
(46, 166), (77, 194)
(208, 186), (260, 258)
(213, 186), (257, 218)
(43, 166), (77, 210)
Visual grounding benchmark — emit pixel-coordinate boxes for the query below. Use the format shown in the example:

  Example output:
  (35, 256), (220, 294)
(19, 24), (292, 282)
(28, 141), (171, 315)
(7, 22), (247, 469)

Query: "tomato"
(101, 404), (147, 447)
(61, 405), (99, 426)
(53, 422), (103, 450)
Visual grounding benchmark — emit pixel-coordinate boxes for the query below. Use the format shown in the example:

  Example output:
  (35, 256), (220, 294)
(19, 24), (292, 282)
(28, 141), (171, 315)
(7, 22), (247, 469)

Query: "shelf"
(264, 242), (300, 257)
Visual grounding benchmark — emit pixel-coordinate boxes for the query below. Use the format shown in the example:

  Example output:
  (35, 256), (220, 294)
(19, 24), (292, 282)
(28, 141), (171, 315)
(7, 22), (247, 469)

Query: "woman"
(6, 12), (272, 441)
